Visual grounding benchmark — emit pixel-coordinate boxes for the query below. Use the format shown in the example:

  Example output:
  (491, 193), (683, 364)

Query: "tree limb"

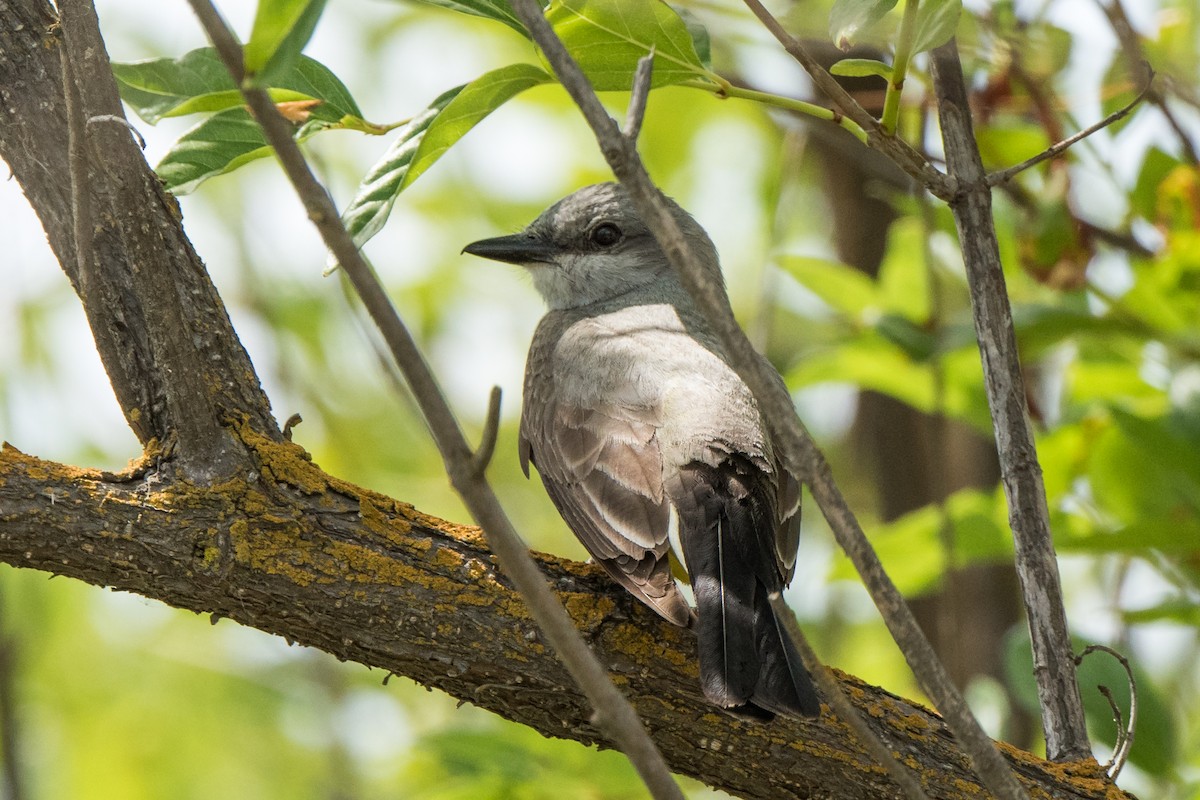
(0, 0), (279, 479)
(0, 442), (1129, 800)
(929, 40), (1091, 763)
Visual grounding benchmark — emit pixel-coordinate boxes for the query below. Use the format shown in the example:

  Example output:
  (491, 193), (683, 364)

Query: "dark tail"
(748, 585), (820, 718)
(685, 512), (820, 720)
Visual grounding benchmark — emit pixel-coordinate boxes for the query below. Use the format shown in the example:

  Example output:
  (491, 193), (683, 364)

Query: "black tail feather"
(674, 462), (820, 720)
(749, 585), (820, 718)
(689, 517), (759, 708)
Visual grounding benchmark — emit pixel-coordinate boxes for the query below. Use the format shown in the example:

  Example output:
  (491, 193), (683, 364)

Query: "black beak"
(463, 233), (558, 265)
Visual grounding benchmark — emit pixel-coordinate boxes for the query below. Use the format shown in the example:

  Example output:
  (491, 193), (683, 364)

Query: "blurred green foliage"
(3, 0), (1200, 798)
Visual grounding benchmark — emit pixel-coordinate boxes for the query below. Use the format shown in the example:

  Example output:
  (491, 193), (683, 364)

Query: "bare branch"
(1096, 0), (1198, 165)
(739, 0), (955, 199)
(183, 2), (682, 796)
(282, 413), (303, 441)
(1076, 645), (1137, 779)
(623, 46), (654, 144)
(988, 74), (1154, 186)
(505, 1), (1031, 798)
(930, 39), (1091, 763)
(769, 594), (933, 800)
(470, 386), (503, 475)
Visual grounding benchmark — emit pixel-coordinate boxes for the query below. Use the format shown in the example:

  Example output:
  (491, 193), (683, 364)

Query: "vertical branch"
(880, 0), (920, 134)
(6, 0), (284, 478)
(929, 40), (1091, 762)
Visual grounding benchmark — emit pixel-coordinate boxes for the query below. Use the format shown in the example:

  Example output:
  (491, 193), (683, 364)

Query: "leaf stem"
(881, 0), (921, 135)
(682, 78), (869, 143)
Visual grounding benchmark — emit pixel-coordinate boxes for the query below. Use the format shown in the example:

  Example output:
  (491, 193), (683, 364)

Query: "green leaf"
(830, 489), (1011, 595)
(776, 256), (879, 316)
(911, 0), (962, 54)
(675, 6), (712, 70)
(789, 338), (936, 408)
(155, 108), (274, 194)
(547, 0), (707, 91)
(1086, 407), (1200, 527)
(1132, 147), (1184, 221)
(829, 0), (896, 50)
(113, 48), (236, 123)
(1122, 599), (1200, 626)
(876, 314), (936, 360)
(244, 0), (328, 86)
(114, 48), (362, 124)
(1059, 517), (1200, 554)
(830, 58), (893, 79)
(403, 64), (550, 193)
(404, 0), (528, 37)
(340, 64), (551, 253)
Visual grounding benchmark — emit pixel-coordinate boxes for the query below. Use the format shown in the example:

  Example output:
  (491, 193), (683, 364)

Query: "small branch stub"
(624, 47), (655, 144)
(470, 386), (503, 475)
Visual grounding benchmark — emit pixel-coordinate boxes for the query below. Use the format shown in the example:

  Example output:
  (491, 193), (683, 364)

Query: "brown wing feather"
(520, 395), (691, 627)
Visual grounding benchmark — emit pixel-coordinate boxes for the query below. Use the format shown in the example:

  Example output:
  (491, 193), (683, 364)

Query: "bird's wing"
(520, 394), (692, 628)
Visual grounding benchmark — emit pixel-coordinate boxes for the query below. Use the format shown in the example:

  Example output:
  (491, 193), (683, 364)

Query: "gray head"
(464, 183), (723, 310)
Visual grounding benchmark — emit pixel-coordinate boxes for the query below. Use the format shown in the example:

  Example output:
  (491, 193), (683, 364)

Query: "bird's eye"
(590, 222), (622, 247)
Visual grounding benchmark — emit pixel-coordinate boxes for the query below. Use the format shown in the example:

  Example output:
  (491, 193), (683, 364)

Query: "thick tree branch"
(0, 443), (1129, 800)
(929, 40), (1090, 763)
(0, 0), (279, 478)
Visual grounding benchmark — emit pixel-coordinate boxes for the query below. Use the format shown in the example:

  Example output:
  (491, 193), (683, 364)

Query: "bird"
(464, 183), (819, 720)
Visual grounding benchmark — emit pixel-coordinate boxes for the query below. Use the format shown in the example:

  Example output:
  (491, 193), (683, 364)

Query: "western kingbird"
(465, 183), (819, 719)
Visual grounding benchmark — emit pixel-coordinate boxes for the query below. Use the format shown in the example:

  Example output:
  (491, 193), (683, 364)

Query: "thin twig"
(1094, 686), (1126, 762)
(183, 3), (683, 797)
(624, 46), (654, 143)
(506, 1), (1029, 798)
(739, 0), (954, 199)
(768, 594), (933, 800)
(930, 40), (1090, 764)
(1096, 0), (1198, 165)
(470, 386), (502, 475)
(880, 0), (920, 135)
(1076, 644), (1137, 779)
(988, 73), (1154, 186)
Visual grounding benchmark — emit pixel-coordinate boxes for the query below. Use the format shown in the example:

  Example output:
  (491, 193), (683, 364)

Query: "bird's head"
(464, 183), (721, 310)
